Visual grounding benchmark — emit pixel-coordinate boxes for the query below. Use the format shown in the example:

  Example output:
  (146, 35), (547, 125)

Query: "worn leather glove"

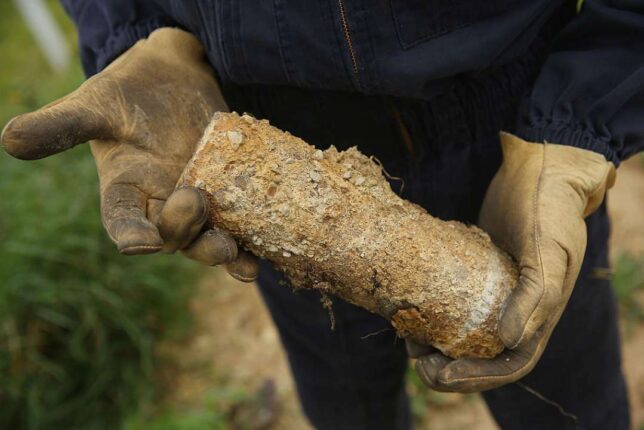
(409, 132), (616, 392)
(1, 28), (258, 281)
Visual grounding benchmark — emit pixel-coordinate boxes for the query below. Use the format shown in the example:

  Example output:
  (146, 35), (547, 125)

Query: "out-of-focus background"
(0, 2), (642, 429)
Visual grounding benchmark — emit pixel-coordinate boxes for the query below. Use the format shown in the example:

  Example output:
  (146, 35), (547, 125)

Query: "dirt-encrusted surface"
(180, 112), (518, 358)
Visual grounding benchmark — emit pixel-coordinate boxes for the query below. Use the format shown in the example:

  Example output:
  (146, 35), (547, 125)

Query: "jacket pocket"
(391, 0), (516, 49)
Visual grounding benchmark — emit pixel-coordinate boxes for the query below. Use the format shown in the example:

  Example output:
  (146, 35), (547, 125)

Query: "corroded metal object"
(180, 112), (518, 358)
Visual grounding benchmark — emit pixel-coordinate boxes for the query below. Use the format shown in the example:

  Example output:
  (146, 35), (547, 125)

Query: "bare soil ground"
(158, 157), (643, 430)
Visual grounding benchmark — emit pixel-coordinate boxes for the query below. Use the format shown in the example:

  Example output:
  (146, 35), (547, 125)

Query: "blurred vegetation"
(124, 385), (255, 430)
(126, 368), (284, 430)
(0, 2), (201, 429)
(613, 254), (644, 330)
(407, 366), (473, 424)
(0, 1), (83, 121)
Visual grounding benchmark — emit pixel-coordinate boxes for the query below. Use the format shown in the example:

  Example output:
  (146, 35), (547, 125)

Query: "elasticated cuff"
(516, 120), (619, 166)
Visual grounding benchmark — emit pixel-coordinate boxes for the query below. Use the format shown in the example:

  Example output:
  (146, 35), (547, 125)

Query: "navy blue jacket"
(61, 0), (644, 165)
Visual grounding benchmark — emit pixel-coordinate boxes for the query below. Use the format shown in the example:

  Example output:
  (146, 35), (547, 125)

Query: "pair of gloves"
(1, 28), (615, 392)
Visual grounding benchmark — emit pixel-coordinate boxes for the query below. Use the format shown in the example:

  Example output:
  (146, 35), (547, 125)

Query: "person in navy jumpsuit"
(4, 1), (644, 429)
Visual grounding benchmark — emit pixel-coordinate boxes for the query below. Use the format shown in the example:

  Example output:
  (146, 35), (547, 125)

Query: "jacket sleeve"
(515, 0), (644, 165)
(60, 0), (176, 76)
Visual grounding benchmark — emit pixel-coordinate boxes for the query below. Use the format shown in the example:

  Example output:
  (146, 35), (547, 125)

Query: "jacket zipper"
(337, 0), (360, 85)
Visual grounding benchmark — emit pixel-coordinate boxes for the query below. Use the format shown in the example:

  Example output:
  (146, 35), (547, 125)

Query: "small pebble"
(268, 245), (279, 253)
(279, 203), (290, 215)
(313, 150), (324, 160)
(226, 130), (244, 146)
(354, 176), (366, 186)
(342, 171), (352, 179)
(282, 251), (292, 258)
(241, 114), (254, 123)
(309, 171), (322, 182)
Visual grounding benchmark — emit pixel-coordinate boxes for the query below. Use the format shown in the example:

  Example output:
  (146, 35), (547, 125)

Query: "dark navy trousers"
(222, 58), (630, 429)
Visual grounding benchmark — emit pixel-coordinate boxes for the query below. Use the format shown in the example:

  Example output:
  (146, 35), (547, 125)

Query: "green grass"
(0, 144), (200, 429)
(124, 386), (249, 430)
(613, 253), (644, 329)
(0, 2), (201, 429)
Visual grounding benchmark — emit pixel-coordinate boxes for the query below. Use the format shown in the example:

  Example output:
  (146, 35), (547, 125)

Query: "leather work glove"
(408, 132), (616, 392)
(1, 28), (258, 282)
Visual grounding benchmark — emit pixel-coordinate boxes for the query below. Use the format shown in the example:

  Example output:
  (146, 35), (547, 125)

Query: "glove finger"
(102, 182), (163, 255)
(415, 353), (453, 392)
(405, 339), (438, 358)
(499, 241), (568, 349)
(157, 187), (209, 253)
(181, 229), (238, 266)
(226, 251), (259, 282)
(2, 90), (112, 160)
(428, 329), (544, 393)
(146, 198), (165, 226)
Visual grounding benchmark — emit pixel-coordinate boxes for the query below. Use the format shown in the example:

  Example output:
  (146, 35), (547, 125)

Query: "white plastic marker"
(13, 0), (70, 72)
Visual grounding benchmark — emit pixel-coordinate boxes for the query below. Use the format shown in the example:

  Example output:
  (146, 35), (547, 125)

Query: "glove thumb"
(2, 87), (112, 160)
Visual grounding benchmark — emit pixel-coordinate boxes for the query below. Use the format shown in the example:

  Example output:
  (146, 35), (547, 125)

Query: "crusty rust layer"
(179, 112), (518, 358)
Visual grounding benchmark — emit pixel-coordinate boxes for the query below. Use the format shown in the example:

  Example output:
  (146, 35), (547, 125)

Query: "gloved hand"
(409, 132), (615, 392)
(1, 28), (258, 281)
